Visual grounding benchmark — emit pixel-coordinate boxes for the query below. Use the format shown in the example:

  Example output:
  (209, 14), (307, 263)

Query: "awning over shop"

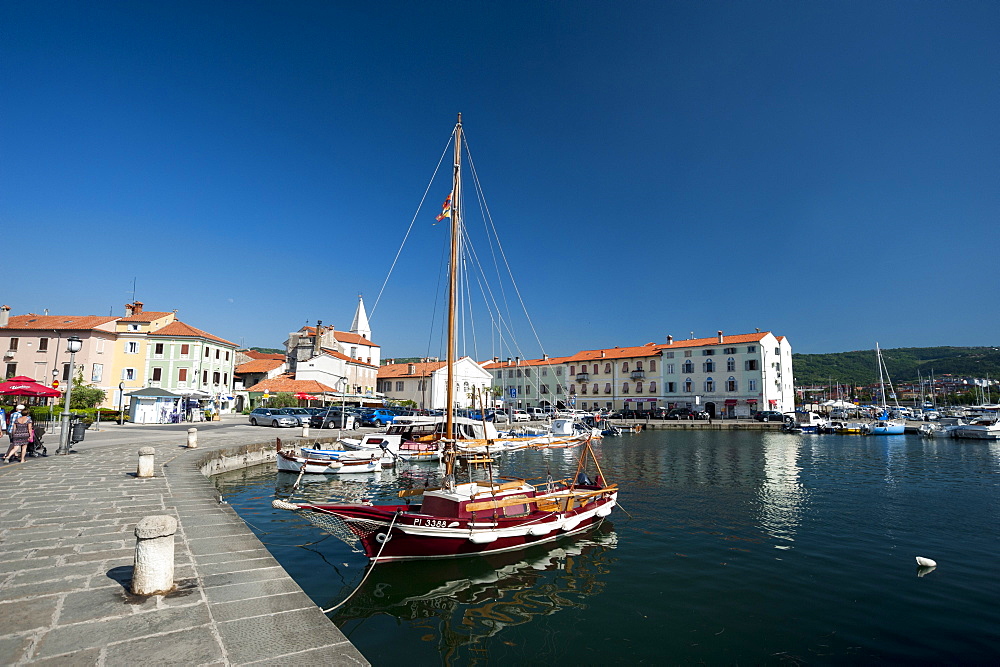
(747, 399), (758, 404)
(125, 387), (182, 398)
(725, 399), (738, 405)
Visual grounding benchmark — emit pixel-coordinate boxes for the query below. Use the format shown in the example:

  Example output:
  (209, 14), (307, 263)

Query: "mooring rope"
(321, 510), (401, 613)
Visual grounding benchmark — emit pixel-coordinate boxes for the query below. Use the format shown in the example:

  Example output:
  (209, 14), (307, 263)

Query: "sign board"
(508, 387), (516, 398)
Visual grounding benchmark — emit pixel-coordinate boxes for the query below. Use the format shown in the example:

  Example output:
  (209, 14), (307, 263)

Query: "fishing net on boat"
(272, 500), (383, 553)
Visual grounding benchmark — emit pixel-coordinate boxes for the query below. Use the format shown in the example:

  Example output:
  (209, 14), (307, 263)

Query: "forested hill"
(792, 347), (1000, 385)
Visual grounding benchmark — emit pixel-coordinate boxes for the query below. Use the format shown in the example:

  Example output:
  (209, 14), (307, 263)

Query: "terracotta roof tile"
(300, 326), (379, 347)
(245, 351), (285, 360)
(147, 321), (238, 347)
(245, 376), (336, 393)
(318, 347), (378, 368)
(118, 311), (175, 323)
(655, 332), (770, 350)
(378, 360), (447, 378)
(235, 359), (285, 374)
(2, 314), (118, 331)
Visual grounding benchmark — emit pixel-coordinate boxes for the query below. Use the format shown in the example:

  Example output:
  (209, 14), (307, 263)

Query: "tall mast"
(876, 342), (886, 409)
(446, 113), (462, 442)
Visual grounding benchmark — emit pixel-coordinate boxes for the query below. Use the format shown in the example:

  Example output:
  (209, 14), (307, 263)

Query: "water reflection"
(332, 525), (618, 664)
(758, 434), (808, 546)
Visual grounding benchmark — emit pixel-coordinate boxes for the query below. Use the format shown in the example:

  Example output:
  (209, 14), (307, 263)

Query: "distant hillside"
(793, 346), (1000, 385)
(250, 347), (284, 355)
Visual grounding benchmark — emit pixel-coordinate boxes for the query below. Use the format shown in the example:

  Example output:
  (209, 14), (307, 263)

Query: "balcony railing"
(576, 373), (589, 381)
(630, 370), (645, 380)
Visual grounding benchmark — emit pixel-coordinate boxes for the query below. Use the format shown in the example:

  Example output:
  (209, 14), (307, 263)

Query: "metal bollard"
(186, 428), (198, 448)
(131, 515), (177, 595)
(137, 447), (155, 478)
(301, 425), (310, 437)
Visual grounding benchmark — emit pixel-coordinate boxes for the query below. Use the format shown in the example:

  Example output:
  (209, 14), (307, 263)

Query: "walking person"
(4, 406), (33, 464)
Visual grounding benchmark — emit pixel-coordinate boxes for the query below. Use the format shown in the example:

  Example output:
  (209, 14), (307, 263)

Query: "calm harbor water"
(214, 430), (1000, 665)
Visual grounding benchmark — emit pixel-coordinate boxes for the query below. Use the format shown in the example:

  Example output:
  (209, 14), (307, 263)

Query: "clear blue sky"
(4, 1), (997, 358)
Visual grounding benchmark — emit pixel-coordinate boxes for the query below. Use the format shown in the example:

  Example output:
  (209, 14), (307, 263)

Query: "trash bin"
(70, 419), (87, 444)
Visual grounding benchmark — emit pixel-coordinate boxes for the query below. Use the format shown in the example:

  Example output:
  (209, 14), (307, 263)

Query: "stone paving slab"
(0, 418), (369, 665)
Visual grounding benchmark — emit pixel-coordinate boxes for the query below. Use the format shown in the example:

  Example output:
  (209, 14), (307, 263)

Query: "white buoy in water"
(915, 556), (937, 568)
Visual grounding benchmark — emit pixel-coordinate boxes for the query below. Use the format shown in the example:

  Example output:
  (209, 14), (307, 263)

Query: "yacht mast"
(446, 113), (462, 444)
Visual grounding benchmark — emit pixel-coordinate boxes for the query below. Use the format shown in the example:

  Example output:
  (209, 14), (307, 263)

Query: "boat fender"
(561, 518), (583, 532)
(375, 532), (392, 544)
(468, 531), (499, 544)
(528, 524), (554, 536)
(596, 504), (613, 518)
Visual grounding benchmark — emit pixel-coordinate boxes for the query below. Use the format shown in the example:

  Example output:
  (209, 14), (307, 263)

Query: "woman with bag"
(3, 407), (33, 464)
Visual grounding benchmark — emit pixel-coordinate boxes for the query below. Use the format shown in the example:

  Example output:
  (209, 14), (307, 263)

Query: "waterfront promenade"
(0, 416), (369, 665)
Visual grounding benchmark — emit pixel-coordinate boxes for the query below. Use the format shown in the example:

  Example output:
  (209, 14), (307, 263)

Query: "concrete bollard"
(137, 447), (156, 478)
(132, 515), (177, 595)
(301, 425), (310, 437)
(186, 428), (198, 449)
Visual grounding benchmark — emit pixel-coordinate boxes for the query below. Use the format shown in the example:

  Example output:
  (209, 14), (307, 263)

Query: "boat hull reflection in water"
(334, 525), (618, 655)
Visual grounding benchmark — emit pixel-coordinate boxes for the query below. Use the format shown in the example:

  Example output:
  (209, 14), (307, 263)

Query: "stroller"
(27, 424), (47, 457)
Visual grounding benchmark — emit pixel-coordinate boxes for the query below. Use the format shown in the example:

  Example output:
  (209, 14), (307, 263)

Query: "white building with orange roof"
(282, 298), (382, 401)
(562, 344), (665, 413)
(378, 357), (492, 410)
(655, 330), (793, 417)
(481, 356), (572, 411)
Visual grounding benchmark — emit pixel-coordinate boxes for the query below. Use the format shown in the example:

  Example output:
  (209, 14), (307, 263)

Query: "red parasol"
(294, 392), (321, 400)
(0, 376), (62, 398)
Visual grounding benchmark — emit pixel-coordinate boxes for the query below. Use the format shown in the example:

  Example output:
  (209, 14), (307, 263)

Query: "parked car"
(528, 407), (551, 419)
(666, 408), (700, 420)
(511, 409), (530, 422)
(358, 409), (397, 427)
(276, 407), (312, 425)
(248, 407), (298, 428)
(754, 410), (785, 422)
(309, 409), (357, 430)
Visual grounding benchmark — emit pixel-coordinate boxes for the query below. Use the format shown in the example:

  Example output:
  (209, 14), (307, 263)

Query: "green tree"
(266, 392), (300, 408)
(61, 371), (106, 410)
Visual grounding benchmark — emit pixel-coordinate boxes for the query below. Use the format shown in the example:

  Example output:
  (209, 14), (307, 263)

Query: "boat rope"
(369, 130), (454, 322)
(321, 510), (401, 614)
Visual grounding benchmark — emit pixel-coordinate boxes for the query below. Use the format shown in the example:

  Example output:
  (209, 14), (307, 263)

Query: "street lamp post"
(58, 336), (82, 455)
(118, 381), (125, 424)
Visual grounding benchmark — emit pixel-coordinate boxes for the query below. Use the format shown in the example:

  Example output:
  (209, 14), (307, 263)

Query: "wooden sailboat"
(272, 115), (617, 561)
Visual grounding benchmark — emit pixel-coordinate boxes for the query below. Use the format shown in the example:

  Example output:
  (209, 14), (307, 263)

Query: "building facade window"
(38, 338), (48, 352)
(665, 363), (675, 374)
(213, 372), (221, 384)
(178, 368), (188, 382)
(726, 377), (737, 391)
(126, 341), (139, 354)
(621, 362), (629, 372)
(648, 381), (657, 392)
(92, 363), (103, 383)
(122, 368), (136, 381)
(703, 360), (715, 372)
(727, 357), (736, 372)
(649, 360), (656, 371)
(622, 382), (629, 393)
(604, 363), (611, 374)
(666, 382), (676, 393)
(152, 367), (162, 382)
(682, 360), (694, 373)
(748, 379), (757, 391)
(9, 338), (19, 351)
(705, 378), (714, 392)
(636, 382), (643, 393)
(745, 360), (759, 371)
(604, 383), (612, 394)
(6, 363), (17, 379)
(683, 378), (693, 392)
(154, 343), (164, 356)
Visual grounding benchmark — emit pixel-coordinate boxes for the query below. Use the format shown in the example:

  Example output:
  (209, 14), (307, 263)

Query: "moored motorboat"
(276, 444), (382, 474)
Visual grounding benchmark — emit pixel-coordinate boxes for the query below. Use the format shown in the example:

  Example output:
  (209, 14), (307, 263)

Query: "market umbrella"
(294, 392), (321, 400)
(0, 376), (61, 398)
